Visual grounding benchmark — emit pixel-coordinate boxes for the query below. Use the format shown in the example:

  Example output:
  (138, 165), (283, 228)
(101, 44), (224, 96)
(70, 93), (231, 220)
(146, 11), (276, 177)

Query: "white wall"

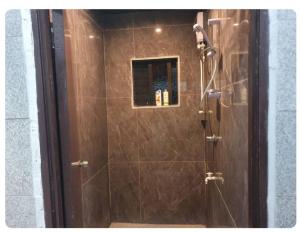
(267, 10), (296, 227)
(5, 9), (45, 227)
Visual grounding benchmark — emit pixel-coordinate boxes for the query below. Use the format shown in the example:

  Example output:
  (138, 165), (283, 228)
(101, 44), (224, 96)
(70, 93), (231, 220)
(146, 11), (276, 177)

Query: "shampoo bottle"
(163, 89), (169, 106)
(155, 90), (162, 106)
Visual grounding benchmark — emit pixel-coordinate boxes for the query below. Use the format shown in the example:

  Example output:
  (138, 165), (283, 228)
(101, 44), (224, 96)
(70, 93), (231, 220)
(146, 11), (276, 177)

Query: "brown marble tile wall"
(64, 10), (110, 227)
(205, 10), (250, 227)
(140, 162), (206, 224)
(104, 11), (206, 224)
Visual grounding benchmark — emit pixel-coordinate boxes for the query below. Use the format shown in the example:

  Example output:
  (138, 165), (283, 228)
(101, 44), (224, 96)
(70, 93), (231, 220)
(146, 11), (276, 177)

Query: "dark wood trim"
(248, 10), (269, 228)
(31, 10), (65, 227)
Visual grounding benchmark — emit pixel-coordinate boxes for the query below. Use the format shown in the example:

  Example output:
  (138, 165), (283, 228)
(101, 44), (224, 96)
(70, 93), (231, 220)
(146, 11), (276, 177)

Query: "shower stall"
(32, 9), (268, 228)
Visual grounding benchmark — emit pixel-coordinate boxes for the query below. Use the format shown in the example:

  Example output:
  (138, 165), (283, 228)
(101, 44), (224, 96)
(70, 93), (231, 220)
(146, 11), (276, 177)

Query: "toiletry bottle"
(163, 89), (169, 106)
(240, 84), (247, 104)
(155, 90), (162, 106)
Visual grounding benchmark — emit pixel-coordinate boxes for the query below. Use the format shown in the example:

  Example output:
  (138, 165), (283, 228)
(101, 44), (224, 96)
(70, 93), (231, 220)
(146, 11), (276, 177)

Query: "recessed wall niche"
(131, 57), (179, 108)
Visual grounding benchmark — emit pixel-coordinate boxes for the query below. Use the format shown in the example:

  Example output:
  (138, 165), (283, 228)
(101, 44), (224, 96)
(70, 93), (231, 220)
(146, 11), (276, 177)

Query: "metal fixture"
(206, 172), (213, 177)
(207, 17), (231, 26)
(198, 110), (213, 115)
(194, 12), (218, 105)
(207, 89), (222, 99)
(71, 160), (89, 168)
(215, 172), (223, 177)
(205, 172), (224, 184)
(206, 134), (222, 143)
(193, 24), (216, 56)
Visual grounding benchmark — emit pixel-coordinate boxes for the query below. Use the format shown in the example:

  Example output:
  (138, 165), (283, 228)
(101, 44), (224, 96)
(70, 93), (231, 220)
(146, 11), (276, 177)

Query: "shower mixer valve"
(207, 89), (222, 99)
(205, 172), (224, 184)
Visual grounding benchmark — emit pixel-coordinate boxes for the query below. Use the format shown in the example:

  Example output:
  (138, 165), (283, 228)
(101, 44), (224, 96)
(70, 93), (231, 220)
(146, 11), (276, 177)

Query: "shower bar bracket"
(206, 135), (222, 143)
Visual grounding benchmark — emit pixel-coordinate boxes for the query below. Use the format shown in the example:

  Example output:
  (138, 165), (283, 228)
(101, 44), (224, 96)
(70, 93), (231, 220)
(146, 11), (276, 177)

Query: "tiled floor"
(109, 222), (206, 228)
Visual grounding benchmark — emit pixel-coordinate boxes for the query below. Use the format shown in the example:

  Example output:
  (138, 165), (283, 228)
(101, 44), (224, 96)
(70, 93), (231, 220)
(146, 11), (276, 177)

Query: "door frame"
(31, 10), (65, 227)
(32, 9), (269, 228)
(248, 10), (269, 228)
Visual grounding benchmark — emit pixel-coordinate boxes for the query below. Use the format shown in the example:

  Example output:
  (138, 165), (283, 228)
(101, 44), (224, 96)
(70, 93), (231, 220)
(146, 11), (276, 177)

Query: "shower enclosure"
(32, 9), (268, 228)
(199, 10), (252, 227)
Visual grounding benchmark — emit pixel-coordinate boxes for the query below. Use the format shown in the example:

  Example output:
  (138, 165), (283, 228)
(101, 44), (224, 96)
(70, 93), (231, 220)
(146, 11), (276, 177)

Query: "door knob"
(71, 160), (88, 168)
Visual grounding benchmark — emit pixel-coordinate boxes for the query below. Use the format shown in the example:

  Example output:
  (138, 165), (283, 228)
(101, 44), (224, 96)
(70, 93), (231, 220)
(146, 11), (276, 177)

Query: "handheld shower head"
(193, 24), (212, 48)
(193, 24), (216, 57)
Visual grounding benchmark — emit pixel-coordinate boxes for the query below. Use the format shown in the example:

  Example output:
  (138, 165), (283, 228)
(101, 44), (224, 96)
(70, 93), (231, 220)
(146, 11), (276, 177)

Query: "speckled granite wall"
(268, 10), (296, 228)
(5, 10), (45, 227)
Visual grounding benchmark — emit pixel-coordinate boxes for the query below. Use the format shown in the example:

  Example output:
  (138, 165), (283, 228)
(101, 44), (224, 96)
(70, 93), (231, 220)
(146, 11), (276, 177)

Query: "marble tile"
(82, 165), (110, 227)
(5, 10), (22, 37)
(206, 183), (235, 227)
(133, 25), (200, 95)
(5, 119), (33, 196)
(133, 10), (197, 28)
(103, 12), (134, 29)
(109, 162), (140, 222)
(216, 160), (249, 227)
(64, 10), (110, 227)
(179, 57), (201, 95)
(80, 135), (108, 184)
(107, 98), (139, 162)
(134, 25), (196, 59)
(78, 97), (107, 144)
(104, 29), (134, 98)
(140, 162), (206, 224)
(137, 95), (204, 161)
(6, 195), (36, 227)
(70, 11), (107, 98)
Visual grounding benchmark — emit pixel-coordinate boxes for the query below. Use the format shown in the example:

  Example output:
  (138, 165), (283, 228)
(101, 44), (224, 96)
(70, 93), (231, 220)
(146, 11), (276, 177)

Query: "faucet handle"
(206, 172), (213, 177)
(215, 172), (223, 177)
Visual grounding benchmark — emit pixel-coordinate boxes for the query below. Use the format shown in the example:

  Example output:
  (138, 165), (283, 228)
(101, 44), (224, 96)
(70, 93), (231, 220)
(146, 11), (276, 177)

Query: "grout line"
(103, 27), (113, 212)
(82, 163), (107, 187)
(138, 110), (142, 223)
(132, 13), (136, 59)
(277, 109), (296, 112)
(5, 117), (30, 120)
(131, 14), (142, 223)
